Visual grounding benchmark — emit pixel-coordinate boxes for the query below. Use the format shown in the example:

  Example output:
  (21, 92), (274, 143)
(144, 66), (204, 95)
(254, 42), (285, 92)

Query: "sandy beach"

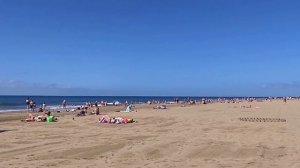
(0, 100), (300, 168)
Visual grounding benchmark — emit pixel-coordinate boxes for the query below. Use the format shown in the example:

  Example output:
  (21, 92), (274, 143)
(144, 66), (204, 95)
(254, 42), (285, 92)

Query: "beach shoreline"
(0, 100), (299, 168)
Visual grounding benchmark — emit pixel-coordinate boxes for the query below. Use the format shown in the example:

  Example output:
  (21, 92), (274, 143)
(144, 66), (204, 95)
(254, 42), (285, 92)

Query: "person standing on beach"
(62, 100), (67, 109)
(175, 98), (179, 104)
(33, 101), (36, 112)
(29, 99), (34, 112)
(283, 97), (287, 103)
(25, 97), (30, 112)
(42, 102), (46, 112)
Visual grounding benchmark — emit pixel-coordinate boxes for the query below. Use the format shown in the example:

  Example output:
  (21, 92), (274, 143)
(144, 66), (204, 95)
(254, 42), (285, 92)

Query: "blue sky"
(0, 0), (300, 96)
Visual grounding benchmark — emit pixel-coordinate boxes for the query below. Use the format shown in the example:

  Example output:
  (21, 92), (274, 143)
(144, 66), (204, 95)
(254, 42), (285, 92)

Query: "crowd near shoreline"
(0, 96), (299, 168)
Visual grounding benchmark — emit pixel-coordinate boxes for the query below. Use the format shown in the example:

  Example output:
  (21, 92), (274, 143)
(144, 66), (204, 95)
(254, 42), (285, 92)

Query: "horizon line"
(0, 94), (295, 98)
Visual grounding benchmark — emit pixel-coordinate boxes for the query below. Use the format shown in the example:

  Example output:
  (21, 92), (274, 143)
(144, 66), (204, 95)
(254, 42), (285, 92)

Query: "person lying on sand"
(99, 115), (135, 124)
(21, 112), (58, 122)
(240, 105), (261, 109)
(153, 105), (167, 109)
(241, 105), (252, 108)
(21, 113), (46, 122)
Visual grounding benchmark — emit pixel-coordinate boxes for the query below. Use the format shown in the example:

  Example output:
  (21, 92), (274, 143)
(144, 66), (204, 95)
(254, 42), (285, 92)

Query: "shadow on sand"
(0, 129), (17, 133)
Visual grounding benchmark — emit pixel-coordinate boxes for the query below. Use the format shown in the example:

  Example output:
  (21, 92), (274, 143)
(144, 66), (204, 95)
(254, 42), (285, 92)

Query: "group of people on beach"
(25, 97), (36, 112)
(26, 97), (47, 113)
(25, 97), (68, 113)
(21, 97), (194, 125)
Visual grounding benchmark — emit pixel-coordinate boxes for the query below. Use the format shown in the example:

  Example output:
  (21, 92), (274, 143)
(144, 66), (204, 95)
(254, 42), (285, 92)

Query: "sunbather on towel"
(99, 115), (135, 124)
(21, 113), (46, 122)
(153, 105), (167, 109)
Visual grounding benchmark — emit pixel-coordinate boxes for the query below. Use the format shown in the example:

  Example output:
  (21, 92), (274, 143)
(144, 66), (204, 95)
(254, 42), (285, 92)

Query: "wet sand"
(0, 101), (300, 168)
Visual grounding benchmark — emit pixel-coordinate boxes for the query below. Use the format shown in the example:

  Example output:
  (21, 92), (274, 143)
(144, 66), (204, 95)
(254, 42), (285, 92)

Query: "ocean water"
(0, 95), (267, 113)
(0, 96), (198, 112)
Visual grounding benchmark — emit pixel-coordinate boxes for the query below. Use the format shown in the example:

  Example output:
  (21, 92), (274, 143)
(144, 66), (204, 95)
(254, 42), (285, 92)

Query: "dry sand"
(0, 101), (300, 168)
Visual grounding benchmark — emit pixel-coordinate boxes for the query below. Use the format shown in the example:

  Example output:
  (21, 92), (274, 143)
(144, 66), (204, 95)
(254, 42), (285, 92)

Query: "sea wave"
(0, 109), (26, 113)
